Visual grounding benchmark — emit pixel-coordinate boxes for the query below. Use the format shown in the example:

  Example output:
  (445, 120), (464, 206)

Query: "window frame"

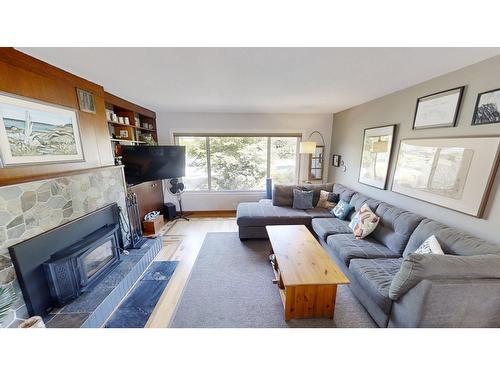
(174, 133), (301, 192)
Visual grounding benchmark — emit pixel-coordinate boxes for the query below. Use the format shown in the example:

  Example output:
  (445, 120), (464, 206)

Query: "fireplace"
(9, 203), (124, 317)
(44, 225), (121, 306)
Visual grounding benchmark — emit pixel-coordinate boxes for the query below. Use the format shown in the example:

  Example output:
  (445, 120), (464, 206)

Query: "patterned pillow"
(292, 188), (314, 209)
(330, 200), (353, 220)
(316, 190), (336, 210)
(349, 203), (380, 239)
(414, 235), (444, 255)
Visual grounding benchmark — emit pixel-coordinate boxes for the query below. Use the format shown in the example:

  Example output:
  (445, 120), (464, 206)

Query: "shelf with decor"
(104, 91), (158, 163)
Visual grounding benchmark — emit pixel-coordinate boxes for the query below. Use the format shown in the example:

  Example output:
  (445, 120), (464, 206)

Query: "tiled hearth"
(45, 238), (162, 328)
(0, 167), (128, 328)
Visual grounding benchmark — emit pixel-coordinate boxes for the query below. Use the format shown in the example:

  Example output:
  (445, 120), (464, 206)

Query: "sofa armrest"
(389, 253), (500, 300)
(388, 278), (500, 327)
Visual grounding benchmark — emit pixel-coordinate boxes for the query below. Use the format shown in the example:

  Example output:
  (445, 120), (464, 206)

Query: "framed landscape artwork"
(472, 87), (500, 125)
(391, 136), (500, 217)
(412, 86), (464, 129)
(0, 92), (84, 167)
(358, 124), (396, 189)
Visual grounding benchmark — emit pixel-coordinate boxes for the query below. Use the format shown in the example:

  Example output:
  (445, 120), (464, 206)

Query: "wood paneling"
(128, 179), (164, 219)
(0, 48), (114, 186)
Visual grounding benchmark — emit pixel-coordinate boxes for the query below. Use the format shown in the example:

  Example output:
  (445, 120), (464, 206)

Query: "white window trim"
(174, 133), (301, 192)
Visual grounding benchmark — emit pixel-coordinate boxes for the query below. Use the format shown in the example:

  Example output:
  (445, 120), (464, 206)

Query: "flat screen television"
(121, 145), (186, 185)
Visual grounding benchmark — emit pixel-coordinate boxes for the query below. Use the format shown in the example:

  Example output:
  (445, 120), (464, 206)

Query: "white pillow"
(414, 235), (444, 255)
(316, 190), (336, 210)
(348, 203), (380, 239)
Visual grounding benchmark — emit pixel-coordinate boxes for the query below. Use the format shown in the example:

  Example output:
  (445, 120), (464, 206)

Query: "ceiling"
(18, 47), (500, 114)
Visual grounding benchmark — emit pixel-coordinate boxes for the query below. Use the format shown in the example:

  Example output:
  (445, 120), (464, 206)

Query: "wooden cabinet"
(128, 180), (164, 221)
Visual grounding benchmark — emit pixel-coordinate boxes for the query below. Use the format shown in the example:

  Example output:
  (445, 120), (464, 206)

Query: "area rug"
(170, 232), (376, 328)
(105, 261), (178, 328)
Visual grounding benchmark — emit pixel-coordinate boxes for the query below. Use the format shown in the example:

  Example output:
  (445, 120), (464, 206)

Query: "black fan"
(167, 178), (190, 221)
(168, 178), (185, 195)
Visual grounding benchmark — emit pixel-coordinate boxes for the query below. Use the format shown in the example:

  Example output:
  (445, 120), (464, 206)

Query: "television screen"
(121, 145), (186, 185)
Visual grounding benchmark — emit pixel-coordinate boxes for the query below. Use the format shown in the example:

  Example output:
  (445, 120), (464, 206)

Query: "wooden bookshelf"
(104, 92), (158, 160)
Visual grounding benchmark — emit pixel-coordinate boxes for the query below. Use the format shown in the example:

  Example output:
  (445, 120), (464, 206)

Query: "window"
(175, 134), (300, 191)
(176, 136), (209, 190)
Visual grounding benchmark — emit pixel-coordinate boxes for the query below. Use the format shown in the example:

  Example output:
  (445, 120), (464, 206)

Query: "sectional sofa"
(236, 183), (500, 328)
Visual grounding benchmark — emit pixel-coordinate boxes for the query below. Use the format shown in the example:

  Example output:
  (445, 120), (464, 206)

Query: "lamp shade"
(299, 141), (316, 154)
(370, 140), (388, 153)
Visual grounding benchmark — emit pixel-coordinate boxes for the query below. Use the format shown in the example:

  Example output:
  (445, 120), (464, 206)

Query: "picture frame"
(391, 136), (500, 217)
(332, 154), (341, 167)
(76, 88), (96, 114)
(0, 92), (84, 166)
(358, 124), (396, 190)
(412, 86), (464, 129)
(472, 87), (500, 126)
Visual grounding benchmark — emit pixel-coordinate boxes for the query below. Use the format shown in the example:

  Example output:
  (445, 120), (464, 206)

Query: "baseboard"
(184, 210), (236, 218)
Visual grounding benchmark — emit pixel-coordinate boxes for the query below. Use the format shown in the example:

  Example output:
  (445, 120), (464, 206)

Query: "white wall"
(329, 54), (500, 245)
(156, 112), (333, 211)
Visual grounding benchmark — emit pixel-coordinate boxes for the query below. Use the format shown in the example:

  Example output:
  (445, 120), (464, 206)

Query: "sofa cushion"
(389, 253), (500, 300)
(332, 183), (356, 203)
(311, 218), (351, 240)
(350, 258), (403, 315)
(306, 207), (334, 219)
(236, 202), (311, 226)
(272, 183), (334, 207)
(348, 193), (382, 220)
(331, 200), (354, 220)
(403, 218), (500, 257)
(371, 203), (424, 254)
(414, 235), (444, 255)
(349, 203), (380, 239)
(316, 190), (336, 210)
(326, 233), (401, 267)
(328, 192), (340, 204)
(258, 198), (273, 205)
(292, 189), (314, 209)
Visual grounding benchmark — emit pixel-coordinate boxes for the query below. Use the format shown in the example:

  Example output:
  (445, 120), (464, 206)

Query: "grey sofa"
(236, 183), (500, 327)
(236, 183), (335, 240)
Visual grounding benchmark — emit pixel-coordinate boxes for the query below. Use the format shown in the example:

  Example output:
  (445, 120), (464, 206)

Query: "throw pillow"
(389, 253), (500, 300)
(292, 188), (314, 209)
(414, 235), (444, 255)
(327, 192), (340, 203)
(331, 200), (353, 220)
(316, 190), (336, 210)
(348, 203), (380, 239)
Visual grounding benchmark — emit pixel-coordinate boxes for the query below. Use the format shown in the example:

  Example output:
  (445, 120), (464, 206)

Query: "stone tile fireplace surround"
(0, 166), (128, 327)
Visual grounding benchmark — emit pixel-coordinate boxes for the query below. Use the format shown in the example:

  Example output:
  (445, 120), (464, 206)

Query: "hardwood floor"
(145, 216), (238, 328)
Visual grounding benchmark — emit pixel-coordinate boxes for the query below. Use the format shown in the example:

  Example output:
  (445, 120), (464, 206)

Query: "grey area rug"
(170, 232), (376, 328)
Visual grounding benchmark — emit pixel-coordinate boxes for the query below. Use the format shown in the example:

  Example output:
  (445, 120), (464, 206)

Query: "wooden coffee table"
(266, 225), (349, 321)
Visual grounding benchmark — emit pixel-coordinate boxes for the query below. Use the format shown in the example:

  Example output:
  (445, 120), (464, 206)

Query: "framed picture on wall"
(358, 124), (396, 189)
(76, 88), (96, 114)
(332, 154), (341, 167)
(472, 87), (500, 125)
(391, 136), (500, 217)
(0, 92), (84, 166)
(412, 86), (464, 129)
